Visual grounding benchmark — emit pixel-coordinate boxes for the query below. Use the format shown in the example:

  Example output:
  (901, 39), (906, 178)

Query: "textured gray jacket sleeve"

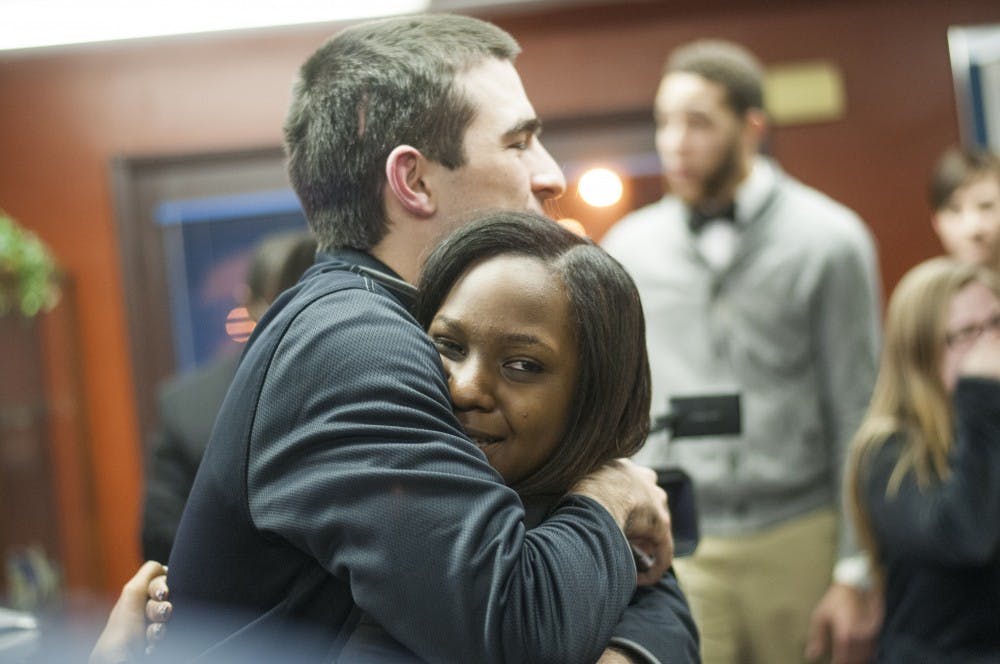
(609, 569), (700, 664)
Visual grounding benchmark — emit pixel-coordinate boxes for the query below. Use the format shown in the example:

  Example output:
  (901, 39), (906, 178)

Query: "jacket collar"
(312, 248), (418, 311)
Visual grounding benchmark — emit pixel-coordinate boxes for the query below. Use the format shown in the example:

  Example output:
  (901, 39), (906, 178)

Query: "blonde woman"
(846, 257), (1000, 663)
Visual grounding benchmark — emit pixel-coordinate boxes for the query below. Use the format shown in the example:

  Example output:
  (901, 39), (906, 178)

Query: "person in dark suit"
(140, 231), (316, 562)
(155, 13), (674, 664)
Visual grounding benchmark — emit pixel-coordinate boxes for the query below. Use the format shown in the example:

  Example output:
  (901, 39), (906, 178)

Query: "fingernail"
(158, 604), (171, 619)
(155, 589), (167, 601)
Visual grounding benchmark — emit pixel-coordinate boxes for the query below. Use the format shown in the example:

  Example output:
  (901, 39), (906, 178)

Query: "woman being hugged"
(92, 211), (697, 664)
(846, 257), (1000, 663)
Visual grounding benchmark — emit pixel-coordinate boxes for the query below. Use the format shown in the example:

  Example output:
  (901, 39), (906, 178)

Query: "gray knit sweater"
(603, 159), (881, 561)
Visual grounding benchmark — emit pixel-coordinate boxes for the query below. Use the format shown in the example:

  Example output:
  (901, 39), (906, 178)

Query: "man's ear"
(931, 211), (945, 241)
(385, 145), (436, 218)
(743, 108), (768, 148)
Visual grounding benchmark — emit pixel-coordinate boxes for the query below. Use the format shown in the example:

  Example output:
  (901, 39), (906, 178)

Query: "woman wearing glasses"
(846, 257), (1000, 663)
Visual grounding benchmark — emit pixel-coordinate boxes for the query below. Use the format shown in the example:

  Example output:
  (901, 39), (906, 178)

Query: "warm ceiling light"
(577, 167), (624, 208)
(0, 0), (430, 52)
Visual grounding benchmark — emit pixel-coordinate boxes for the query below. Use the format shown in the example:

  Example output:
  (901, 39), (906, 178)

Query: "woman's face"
(932, 174), (1000, 269)
(940, 280), (1000, 391)
(427, 254), (579, 485)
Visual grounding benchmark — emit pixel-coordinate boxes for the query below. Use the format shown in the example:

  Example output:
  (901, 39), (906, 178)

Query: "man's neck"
(369, 245), (418, 285)
(690, 196), (736, 216)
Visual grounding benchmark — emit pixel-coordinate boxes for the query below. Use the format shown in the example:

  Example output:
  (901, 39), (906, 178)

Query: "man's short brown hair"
(665, 39), (764, 116)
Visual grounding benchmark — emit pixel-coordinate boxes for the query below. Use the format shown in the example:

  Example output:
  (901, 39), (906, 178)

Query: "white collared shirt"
(694, 157), (777, 271)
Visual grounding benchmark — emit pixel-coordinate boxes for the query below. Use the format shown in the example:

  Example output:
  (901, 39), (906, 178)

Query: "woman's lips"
(462, 427), (503, 446)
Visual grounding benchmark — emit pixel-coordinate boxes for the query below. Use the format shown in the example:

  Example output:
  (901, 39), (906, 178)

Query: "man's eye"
(509, 134), (532, 150)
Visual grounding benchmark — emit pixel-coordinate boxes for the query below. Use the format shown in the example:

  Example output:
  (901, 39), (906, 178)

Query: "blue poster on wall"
(155, 189), (307, 372)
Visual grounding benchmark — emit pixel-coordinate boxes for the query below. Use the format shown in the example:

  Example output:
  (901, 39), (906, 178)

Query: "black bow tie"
(688, 202), (736, 233)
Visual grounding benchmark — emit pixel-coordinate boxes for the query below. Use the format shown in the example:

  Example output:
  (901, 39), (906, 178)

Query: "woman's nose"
(447, 360), (496, 411)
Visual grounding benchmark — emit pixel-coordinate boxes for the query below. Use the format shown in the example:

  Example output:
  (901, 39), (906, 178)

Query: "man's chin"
(961, 248), (999, 267)
(663, 179), (702, 206)
(671, 188), (703, 207)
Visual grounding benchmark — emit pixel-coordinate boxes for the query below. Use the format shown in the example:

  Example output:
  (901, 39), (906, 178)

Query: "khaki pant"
(673, 508), (836, 664)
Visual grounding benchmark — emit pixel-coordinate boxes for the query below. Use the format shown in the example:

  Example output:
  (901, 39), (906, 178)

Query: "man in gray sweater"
(603, 40), (882, 664)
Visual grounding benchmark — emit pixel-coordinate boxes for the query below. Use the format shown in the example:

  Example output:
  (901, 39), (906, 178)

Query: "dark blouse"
(863, 378), (1000, 663)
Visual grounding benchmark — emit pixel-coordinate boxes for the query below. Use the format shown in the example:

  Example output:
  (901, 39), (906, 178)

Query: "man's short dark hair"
(284, 14), (520, 252)
(929, 146), (1000, 211)
(414, 211), (651, 497)
(665, 39), (764, 116)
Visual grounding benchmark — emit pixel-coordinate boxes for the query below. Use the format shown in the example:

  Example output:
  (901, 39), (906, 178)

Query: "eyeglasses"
(945, 313), (1000, 348)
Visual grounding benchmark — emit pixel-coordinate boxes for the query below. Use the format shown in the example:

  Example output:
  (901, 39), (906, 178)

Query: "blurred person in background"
(140, 231), (317, 562)
(929, 146), (1000, 273)
(602, 39), (883, 664)
(846, 257), (1000, 663)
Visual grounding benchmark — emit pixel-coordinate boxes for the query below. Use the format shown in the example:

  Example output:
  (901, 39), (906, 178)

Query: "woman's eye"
(433, 337), (464, 358)
(505, 358), (543, 374)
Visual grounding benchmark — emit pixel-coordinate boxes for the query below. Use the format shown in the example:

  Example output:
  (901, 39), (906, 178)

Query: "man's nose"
(960, 208), (988, 236)
(656, 122), (687, 154)
(531, 141), (567, 201)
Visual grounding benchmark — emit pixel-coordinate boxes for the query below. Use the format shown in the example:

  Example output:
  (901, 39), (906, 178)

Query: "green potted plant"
(0, 210), (60, 317)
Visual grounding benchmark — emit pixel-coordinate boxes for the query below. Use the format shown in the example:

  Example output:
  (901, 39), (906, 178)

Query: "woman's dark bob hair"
(415, 210), (652, 497)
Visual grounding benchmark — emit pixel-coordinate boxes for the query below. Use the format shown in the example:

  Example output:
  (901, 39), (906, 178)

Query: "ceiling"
(0, 0), (639, 55)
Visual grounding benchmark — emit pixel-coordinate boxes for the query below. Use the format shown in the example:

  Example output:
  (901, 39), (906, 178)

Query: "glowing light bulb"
(577, 168), (623, 207)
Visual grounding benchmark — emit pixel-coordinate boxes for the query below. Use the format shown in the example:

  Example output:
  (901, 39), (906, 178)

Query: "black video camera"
(650, 393), (743, 558)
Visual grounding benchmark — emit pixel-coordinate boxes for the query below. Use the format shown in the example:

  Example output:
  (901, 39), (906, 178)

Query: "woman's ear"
(385, 145), (436, 218)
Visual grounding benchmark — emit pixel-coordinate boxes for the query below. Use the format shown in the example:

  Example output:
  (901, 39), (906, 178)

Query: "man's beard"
(698, 136), (742, 206)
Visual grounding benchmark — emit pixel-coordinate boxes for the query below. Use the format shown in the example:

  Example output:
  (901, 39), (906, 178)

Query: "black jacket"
(164, 250), (683, 663)
(864, 378), (1000, 663)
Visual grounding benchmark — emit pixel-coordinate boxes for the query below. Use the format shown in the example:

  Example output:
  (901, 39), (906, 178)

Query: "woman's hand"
(145, 571), (172, 646)
(960, 331), (1000, 380)
(89, 561), (167, 664)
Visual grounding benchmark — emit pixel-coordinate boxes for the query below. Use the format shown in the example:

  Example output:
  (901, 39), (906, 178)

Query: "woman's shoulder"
(857, 430), (907, 490)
